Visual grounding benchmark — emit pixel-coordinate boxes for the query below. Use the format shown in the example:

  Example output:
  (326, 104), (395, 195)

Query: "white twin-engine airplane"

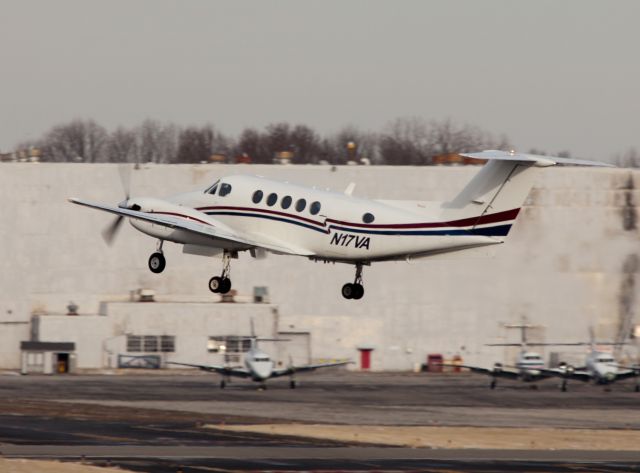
(168, 336), (351, 390)
(70, 150), (610, 299)
(441, 322), (582, 389)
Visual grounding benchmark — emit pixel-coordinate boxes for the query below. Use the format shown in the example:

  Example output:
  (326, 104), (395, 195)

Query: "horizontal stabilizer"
(461, 150), (614, 168)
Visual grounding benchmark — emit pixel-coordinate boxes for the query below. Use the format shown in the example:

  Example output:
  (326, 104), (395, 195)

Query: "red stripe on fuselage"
(197, 205), (520, 230)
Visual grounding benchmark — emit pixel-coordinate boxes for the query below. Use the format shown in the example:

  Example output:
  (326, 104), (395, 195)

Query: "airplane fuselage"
(129, 175), (506, 264)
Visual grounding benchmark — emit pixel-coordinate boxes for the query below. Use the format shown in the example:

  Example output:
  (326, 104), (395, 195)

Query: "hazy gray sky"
(1, 0), (638, 160)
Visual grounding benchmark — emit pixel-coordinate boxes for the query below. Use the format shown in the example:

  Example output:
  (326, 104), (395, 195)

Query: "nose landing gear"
(342, 262), (365, 300)
(148, 241), (166, 273)
(209, 250), (233, 294)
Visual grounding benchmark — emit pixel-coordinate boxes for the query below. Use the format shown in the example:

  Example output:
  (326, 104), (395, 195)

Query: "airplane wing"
(167, 361), (252, 378)
(69, 198), (314, 257)
(439, 363), (520, 380)
(539, 367), (592, 383)
(614, 370), (639, 381)
(270, 360), (352, 378)
(609, 364), (640, 381)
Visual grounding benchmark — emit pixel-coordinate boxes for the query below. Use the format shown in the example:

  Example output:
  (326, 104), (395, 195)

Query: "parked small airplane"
(70, 150), (610, 299)
(168, 330), (351, 390)
(443, 322), (580, 389)
(541, 329), (639, 391)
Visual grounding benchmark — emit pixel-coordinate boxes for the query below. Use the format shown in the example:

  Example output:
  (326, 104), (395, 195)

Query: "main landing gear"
(209, 250), (233, 294)
(148, 241), (166, 274)
(342, 262), (365, 300)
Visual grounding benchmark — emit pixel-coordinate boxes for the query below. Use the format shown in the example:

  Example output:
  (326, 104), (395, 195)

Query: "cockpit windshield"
(204, 179), (220, 195)
(598, 357), (614, 363)
(254, 356), (270, 362)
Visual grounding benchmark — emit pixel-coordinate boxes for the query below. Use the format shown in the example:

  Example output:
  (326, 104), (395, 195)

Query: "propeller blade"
(101, 215), (124, 246)
(118, 164), (132, 200)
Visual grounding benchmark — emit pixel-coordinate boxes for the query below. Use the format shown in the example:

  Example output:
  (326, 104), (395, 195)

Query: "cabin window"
(362, 213), (375, 223)
(310, 201), (321, 215)
(295, 198), (307, 212)
(281, 195), (292, 209)
(219, 183), (232, 197)
(252, 190), (263, 204)
(266, 193), (278, 206)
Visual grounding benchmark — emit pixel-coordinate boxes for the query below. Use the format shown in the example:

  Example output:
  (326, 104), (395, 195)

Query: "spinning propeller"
(101, 165), (133, 246)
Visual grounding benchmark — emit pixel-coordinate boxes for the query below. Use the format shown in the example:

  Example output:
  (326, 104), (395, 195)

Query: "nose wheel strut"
(209, 250), (233, 294)
(342, 262), (365, 300)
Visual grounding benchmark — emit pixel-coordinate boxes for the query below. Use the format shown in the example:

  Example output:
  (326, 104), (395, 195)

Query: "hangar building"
(1, 163), (638, 372)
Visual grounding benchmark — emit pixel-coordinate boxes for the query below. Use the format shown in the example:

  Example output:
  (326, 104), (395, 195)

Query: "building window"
(310, 201), (321, 215)
(266, 193), (278, 206)
(281, 195), (292, 209)
(219, 183), (232, 197)
(295, 198), (307, 212)
(127, 335), (175, 353)
(252, 190), (263, 204)
(208, 335), (251, 353)
(144, 336), (158, 352)
(127, 335), (142, 352)
(362, 212), (375, 223)
(160, 336), (175, 352)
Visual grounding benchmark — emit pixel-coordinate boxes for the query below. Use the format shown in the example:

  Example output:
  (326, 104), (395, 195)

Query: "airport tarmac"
(0, 371), (639, 472)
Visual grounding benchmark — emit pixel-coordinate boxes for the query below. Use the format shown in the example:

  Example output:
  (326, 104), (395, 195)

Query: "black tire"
(635, 385), (639, 393)
(490, 380), (496, 390)
(220, 379), (226, 389)
(341, 283), (354, 299)
(219, 278), (232, 294)
(290, 380), (296, 389)
(148, 252), (166, 273)
(352, 284), (364, 300)
(561, 382), (567, 392)
(209, 276), (222, 293)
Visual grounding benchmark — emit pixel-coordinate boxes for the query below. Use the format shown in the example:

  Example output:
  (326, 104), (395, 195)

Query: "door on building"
(56, 353), (70, 373)
(276, 332), (311, 367)
(359, 348), (373, 370)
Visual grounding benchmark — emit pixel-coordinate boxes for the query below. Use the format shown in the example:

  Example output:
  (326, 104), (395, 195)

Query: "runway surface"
(0, 371), (638, 472)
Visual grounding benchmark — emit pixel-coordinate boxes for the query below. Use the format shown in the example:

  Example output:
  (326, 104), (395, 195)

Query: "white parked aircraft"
(70, 150), (610, 299)
(443, 322), (580, 389)
(168, 335), (351, 390)
(541, 330), (639, 391)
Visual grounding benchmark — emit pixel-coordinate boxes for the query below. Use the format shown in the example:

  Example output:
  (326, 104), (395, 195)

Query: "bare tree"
(614, 147), (640, 168)
(176, 124), (230, 163)
(237, 128), (267, 163)
(290, 124), (320, 163)
(40, 119), (108, 162)
(106, 127), (137, 163)
(380, 117), (432, 165)
(136, 119), (180, 164)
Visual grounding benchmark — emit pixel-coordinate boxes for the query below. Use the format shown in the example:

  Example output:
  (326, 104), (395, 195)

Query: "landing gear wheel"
(219, 278), (232, 294)
(209, 276), (223, 293)
(220, 379), (226, 389)
(342, 283), (354, 300)
(148, 252), (166, 273)
(635, 385), (639, 393)
(290, 380), (296, 389)
(352, 284), (364, 300)
(561, 381), (567, 392)
(490, 379), (497, 390)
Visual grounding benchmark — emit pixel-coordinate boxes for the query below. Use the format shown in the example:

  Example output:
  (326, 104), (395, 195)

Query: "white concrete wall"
(35, 302), (278, 369)
(2, 163), (639, 370)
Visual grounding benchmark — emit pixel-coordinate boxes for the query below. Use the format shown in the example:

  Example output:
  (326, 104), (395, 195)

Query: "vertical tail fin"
(439, 151), (611, 238)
